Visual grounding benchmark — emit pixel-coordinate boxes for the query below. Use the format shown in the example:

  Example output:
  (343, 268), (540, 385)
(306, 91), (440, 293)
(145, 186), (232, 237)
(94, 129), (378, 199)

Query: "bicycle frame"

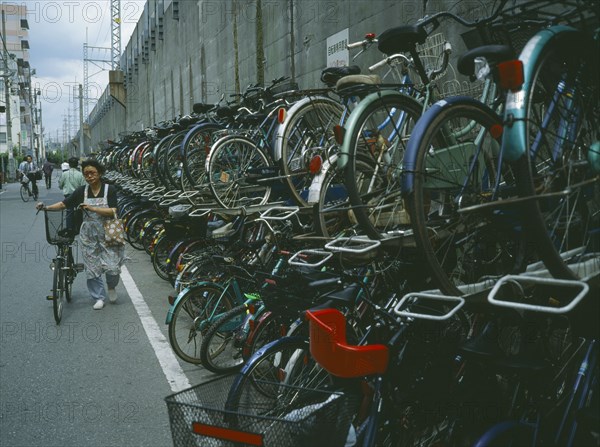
(165, 280), (226, 324)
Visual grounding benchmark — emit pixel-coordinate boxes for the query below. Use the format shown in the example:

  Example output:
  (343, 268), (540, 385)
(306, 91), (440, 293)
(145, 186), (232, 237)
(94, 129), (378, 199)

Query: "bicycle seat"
(192, 102), (215, 114)
(215, 106), (237, 119)
(457, 45), (515, 77)
(335, 74), (381, 91)
(320, 65), (361, 87)
(378, 24), (428, 55)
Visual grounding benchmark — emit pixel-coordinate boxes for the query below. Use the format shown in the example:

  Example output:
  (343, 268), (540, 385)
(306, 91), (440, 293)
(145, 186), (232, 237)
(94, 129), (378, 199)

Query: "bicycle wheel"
(343, 92), (422, 239)
(243, 311), (291, 361)
(52, 257), (65, 324)
(405, 97), (528, 295)
(181, 123), (223, 188)
(226, 337), (330, 414)
(167, 284), (235, 364)
(141, 219), (165, 255)
(314, 155), (365, 238)
(63, 246), (74, 303)
(20, 184), (30, 202)
(199, 304), (249, 374)
(512, 30), (600, 279)
(207, 135), (272, 208)
(126, 213), (152, 251)
(151, 234), (177, 282)
(164, 134), (186, 190)
(276, 96), (344, 206)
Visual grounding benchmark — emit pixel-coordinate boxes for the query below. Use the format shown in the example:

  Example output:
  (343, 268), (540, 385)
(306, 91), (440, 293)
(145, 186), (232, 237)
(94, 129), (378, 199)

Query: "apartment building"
(1, 3), (40, 172)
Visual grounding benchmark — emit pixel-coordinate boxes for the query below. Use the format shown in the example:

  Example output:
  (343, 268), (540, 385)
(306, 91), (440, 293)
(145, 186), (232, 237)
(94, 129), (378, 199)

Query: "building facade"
(87, 0), (489, 150)
(1, 3), (41, 178)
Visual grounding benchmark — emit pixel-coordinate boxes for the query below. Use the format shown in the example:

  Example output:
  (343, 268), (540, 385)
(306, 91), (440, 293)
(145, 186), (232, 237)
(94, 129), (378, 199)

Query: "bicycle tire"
(168, 284), (235, 364)
(20, 184), (30, 202)
(243, 311), (291, 361)
(314, 154), (364, 238)
(276, 96), (344, 206)
(511, 29), (599, 280)
(199, 304), (249, 374)
(207, 135), (272, 208)
(151, 234), (177, 282)
(64, 246), (74, 303)
(344, 92), (422, 239)
(52, 257), (65, 324)
(405, 96), (528, 295)
(181, 123), (223, 188)
(141, 219), (165, 255)
(225, 337), (331, 418)
(164, 134), (186, 190)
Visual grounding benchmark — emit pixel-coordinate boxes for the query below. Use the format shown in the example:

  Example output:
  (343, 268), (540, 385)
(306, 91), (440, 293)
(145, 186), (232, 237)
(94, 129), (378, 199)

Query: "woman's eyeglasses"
(83, 171), (98, 177)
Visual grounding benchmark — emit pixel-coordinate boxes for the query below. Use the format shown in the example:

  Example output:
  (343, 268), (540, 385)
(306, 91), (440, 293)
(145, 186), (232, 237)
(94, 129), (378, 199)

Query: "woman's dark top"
(62, 182), (118, 209)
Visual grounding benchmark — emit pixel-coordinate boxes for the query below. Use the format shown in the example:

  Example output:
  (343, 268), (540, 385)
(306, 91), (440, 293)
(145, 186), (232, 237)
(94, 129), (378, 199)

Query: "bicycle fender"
(401, 95), (498, 195)
(502, 26), (580, 162)
(337, 89), (412, 171)
(180, 122), (223, 157)
(164, 281), (225, 324)
(273, 95), (341, 162)
(307, 154), (337, 204)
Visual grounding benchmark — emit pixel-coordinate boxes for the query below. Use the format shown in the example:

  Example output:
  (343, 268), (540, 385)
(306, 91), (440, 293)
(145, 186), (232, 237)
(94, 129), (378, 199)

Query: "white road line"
(120, 265), (191, 393)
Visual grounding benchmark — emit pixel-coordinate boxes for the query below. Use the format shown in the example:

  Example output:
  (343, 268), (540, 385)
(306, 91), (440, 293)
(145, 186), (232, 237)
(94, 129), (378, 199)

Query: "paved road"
(0, 177), (215, 447)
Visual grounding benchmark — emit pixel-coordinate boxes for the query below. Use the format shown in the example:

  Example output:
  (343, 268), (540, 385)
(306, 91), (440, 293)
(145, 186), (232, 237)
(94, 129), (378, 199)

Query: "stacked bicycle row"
(93, 0), (598, 445)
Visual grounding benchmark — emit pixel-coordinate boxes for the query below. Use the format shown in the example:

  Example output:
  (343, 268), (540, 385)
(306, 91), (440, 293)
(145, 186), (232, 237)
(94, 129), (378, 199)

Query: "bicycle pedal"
(74, 263), (85, 272)
(46, 295), (54, 301)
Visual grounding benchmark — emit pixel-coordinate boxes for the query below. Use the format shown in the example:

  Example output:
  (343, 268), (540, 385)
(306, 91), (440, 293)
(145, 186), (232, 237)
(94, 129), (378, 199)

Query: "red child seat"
(306, 308), (389, 378)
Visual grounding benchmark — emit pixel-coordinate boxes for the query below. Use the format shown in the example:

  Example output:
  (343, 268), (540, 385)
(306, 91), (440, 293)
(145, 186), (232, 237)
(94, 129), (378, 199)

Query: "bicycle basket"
(165, 374), (356, 447)
(44, 209), (75, 245)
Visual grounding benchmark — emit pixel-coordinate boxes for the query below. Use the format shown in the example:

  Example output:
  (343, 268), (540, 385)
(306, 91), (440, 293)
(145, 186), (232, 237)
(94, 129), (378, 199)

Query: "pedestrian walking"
(37, 159), (126, 310)
(58, 157), (87, 232)
(42, 159), (54, 189)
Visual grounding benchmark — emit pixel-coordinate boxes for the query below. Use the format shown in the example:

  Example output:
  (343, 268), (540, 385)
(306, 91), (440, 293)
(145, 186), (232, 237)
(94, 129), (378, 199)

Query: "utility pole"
(79, 84), (84, 157)
(1, 10), (15, 180)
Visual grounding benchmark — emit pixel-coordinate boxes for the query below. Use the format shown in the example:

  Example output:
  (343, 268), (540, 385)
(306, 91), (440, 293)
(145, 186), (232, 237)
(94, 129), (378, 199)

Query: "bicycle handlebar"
(416, 0), (509, 30)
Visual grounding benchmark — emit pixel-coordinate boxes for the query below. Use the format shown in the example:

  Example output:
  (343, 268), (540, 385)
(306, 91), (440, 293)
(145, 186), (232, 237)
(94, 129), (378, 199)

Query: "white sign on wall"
(326, 28), (349, 67)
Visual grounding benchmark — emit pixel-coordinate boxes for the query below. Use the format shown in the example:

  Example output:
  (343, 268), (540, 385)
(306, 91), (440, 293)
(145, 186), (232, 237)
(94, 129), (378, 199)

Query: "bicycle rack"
(324, 236), (381, 254)
(259, 206), (300, 221)
(288, 249), (333, 268)
(487, 275), (590, 314)
(393, 292), (465, 321)
(188, 208), (213, 217)
(162, 190), (181, 198)
(178, 191), (200, 199)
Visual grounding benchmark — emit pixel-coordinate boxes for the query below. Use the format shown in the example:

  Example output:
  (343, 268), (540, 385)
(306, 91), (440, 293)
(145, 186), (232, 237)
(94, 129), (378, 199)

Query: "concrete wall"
(88, 0), (498, 150)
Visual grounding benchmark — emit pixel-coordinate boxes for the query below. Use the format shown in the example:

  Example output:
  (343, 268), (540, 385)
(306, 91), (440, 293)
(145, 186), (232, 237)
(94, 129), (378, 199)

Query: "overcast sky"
(26, 1), (144, 144)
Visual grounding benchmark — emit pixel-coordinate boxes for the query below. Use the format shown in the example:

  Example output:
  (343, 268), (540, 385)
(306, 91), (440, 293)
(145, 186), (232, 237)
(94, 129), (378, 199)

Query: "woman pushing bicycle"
(37, 159), (127, 310)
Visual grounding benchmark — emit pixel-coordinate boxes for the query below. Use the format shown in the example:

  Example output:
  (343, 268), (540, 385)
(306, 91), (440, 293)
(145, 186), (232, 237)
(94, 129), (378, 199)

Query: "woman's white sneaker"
(108, 289), (118, 303)
(93, 300), (105, 310)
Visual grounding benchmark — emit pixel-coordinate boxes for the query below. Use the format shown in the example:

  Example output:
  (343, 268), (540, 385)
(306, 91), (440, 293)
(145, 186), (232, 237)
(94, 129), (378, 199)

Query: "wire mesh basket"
(43, 209), (76, 245)
(416, 32), (448, 76)
(165, 374), (356, 447)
